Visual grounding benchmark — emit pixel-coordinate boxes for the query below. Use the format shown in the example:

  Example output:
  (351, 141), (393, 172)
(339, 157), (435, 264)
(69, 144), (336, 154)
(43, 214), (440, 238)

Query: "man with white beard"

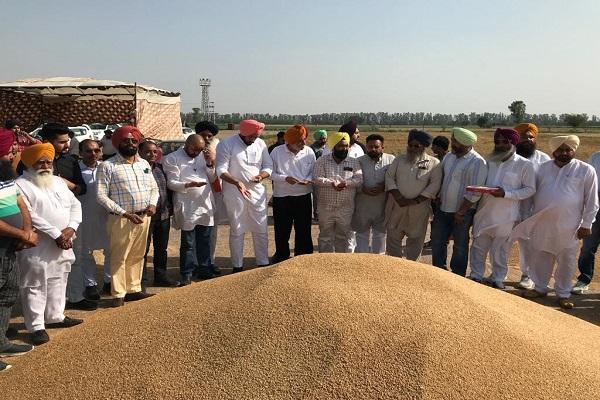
(16, 143), (83, 345)
(469, 129), (535, 289)
(512, 135), (598, 309)
(513, 123), (551, 290)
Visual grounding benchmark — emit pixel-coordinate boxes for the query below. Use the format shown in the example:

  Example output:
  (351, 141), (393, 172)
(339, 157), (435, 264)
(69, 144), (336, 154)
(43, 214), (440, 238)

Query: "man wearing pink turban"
(469, 128), (535, 289)
(216, 119), (273, 272)
(511, 135), (599, 309)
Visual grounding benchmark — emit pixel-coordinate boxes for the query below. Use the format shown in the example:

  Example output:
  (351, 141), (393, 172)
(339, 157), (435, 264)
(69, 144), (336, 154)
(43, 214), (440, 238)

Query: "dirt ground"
(7, 127), (600, 345)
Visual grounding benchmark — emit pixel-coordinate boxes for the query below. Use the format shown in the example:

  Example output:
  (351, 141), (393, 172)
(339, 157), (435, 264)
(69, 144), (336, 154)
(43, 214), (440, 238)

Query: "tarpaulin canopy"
(0, 77), (182, 140)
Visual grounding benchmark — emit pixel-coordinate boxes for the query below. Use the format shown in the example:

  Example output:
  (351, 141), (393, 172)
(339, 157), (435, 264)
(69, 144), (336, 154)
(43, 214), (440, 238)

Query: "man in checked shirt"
(314, 131), (363, 253)
(96, 126), (159, 308)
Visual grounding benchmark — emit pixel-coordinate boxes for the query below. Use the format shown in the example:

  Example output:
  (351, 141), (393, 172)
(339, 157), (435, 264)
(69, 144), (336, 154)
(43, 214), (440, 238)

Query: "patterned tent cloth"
(0, 77), (182, 140)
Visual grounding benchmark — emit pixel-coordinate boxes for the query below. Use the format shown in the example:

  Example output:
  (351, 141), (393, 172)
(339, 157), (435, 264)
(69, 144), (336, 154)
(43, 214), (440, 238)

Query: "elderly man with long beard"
(384, 129), (441, 260)
(97, 126), (159, 307)
(216, 119), (273, 273)
(16, 143), (83, 345)
(468, 129), (535, 289)
(512, 135), (598, 309)
(431, 128), (487, 276)
(513, 123), (551, 290)
(314, 131), (363, 253)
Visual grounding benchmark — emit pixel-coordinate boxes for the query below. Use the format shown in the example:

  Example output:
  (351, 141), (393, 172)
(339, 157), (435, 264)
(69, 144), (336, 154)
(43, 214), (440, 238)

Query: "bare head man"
(184, 134), (206, 158)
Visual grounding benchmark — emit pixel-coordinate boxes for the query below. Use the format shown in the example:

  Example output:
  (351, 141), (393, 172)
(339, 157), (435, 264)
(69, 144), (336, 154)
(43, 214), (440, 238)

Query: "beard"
(30, 168), (55, 188)
(515, 141), (536, 158)
(407, 149), (424, 163)
(0, 160), (17, 181)
(488, 145), (516, 163)
(119, 145), (138, 157)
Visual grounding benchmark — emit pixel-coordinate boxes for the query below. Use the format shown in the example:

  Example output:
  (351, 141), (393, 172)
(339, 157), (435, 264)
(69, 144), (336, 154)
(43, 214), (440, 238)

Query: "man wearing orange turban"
(270, 125), (315, 263)
(216, 119), (273, 272)
(16, 142), (83, 345)
(513, 122), (551, 290)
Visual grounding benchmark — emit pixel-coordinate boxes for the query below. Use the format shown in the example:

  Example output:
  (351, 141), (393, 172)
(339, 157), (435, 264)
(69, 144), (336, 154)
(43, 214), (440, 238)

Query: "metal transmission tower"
(199, 78), (214, 122)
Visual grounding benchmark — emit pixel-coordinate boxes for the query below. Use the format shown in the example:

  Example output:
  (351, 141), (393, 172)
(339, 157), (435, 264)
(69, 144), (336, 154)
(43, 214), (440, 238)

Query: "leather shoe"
(84, 285), (101, 301)
(5, 327), (18, 340)
(231, 267), (243, 274)
(209, 265), (222, 276)
(178, 276), (192, 287)
(30, 330), (50, 345)
(124, 292), (155, 302)
(153, 278), (179, 287)
(66, 299), (98, 311)
(110, 298), (125, 308)
(46, 316), (83, 329)
(102, 281), (111, 295)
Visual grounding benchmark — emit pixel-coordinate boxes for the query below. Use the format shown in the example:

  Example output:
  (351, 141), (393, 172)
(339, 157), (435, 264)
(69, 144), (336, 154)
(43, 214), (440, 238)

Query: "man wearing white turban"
(511, 135), (599, 309)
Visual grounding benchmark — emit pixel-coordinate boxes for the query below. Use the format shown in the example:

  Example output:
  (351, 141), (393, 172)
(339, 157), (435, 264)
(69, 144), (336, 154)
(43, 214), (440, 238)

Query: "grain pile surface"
(5, 254), (600, 399)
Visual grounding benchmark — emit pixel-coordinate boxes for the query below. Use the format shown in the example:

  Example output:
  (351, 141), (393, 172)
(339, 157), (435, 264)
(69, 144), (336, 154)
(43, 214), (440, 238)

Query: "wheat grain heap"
(5, 254), (600, 399)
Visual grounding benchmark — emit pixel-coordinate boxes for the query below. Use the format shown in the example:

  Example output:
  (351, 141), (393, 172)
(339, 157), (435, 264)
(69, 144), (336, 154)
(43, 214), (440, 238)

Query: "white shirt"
(78, 160), (109, 250)
(519, 149), (551, 220)
(439, 150), (488, 213)
(473, 153), (535, 237)
(512, 159), (599, 254)
(162, 147), (216, 230)
(270, 144), (316, 197)
(16, 173), (82, 285)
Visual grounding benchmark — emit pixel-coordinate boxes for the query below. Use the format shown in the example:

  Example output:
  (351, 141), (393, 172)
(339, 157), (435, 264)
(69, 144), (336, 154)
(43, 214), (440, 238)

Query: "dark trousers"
(273, 193), (314, 261)
(142, 217), (171, 283)
(431, 209), (475, 277)
(577, 209), (600, 284)
(180, 225), (213, 278)
(0, 254), (18, 347)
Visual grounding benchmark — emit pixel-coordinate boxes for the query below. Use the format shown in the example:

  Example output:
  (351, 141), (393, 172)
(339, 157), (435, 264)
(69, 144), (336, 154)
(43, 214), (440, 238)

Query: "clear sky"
(1, 0), (599, 115)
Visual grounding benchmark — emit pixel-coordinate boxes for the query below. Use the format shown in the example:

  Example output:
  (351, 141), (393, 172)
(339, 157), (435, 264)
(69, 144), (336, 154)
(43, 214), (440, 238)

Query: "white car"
(182, 127), (194, 138)
(68, 126), (96, 156)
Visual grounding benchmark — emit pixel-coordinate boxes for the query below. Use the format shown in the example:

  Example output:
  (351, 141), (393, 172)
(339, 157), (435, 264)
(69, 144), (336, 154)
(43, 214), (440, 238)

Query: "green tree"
(476, 115), (490, 128)
(562, 113), (588, 129)
(508, 100), (526, 123)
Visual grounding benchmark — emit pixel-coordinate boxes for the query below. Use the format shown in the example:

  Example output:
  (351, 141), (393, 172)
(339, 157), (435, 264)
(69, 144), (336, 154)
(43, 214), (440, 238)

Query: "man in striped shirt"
(431, 128), (487, 276)
(97, 126), (159, 308)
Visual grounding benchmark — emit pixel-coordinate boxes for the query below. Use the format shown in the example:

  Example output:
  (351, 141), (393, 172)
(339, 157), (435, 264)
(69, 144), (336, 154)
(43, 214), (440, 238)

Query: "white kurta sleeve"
(504, 162), (536, 201)
(464, 158), (488, 203)
(581, 167), (599, 229)
(19, 190), (62, 240)
(67, 188), (82, 231)
(422, 162), (443, 199)
(215, 140), (230, 178)
(260, 143), (273, 177)
(163, 154), (188, 193)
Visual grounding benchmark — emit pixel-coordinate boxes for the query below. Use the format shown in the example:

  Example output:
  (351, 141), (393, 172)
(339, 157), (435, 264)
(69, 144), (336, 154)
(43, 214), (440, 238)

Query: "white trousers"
(529, 246), (577, 298)
(355, 228), (387, 254)
(469, 233), (510, 284)
(229, 231), (269, 268)
(21, 273), (67, 332)
(518, 239), (531, 278)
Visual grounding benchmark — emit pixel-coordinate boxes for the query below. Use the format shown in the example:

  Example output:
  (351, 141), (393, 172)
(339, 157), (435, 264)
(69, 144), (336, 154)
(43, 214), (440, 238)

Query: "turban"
(284, 125), (308, 145)
(494, 128), (520, 146)
(408, 129), (433, 147)
(0, 128), (15, 157)
(549, 135), (580, 153)
(21, 143), (55, 168)
(339, 120), (358, 135)
(327, 132), (350, 150)
(112, 126), (143, 148)
(452, 127), (477, 146)
(514, 123), (539, 138)
(313, 129), (327, 140)
(239, 119), (265, 137)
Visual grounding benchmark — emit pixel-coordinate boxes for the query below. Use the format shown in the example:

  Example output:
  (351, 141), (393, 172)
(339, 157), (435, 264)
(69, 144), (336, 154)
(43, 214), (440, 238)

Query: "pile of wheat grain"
(4, 254), (600, 399)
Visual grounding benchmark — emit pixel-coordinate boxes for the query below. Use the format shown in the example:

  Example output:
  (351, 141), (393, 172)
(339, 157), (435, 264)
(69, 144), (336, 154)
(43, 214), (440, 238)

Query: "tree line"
(182, 101), (596, 130)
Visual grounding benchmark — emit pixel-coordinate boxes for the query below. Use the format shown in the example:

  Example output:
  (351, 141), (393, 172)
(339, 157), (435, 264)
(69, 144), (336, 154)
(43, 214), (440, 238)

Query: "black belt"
(110, 211), (146, 216)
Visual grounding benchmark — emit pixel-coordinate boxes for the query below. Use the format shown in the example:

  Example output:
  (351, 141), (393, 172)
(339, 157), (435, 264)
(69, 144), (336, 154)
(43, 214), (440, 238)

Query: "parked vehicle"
(157, 139), (185, 156)
(182, 127), (194, 138)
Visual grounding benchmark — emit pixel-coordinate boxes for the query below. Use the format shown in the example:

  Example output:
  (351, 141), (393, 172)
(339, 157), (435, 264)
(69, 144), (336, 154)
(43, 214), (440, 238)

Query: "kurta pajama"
(511, 159), (599, 298)
(16, 173), (82, 332)
(216, 135), (273, 268)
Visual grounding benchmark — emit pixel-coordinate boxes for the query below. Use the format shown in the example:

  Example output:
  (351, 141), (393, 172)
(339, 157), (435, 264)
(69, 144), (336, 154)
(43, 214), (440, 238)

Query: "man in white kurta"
(163, 135), (217, 284)
(352, 134), (394, 254)
(513, 123), (551, 290)
(216, 120), (273, 272)
(16, 143), (83, 344)
(511, 135), (598, 309)
(469, 129), (535, 289)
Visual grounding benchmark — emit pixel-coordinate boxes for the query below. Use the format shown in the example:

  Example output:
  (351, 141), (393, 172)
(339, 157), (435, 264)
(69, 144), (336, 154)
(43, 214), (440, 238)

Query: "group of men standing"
(0, 117), (599, 372)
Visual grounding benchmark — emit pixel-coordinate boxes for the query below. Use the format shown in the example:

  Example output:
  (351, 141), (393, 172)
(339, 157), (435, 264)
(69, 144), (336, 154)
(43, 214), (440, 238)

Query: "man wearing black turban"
(407, 129), (433, 147)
